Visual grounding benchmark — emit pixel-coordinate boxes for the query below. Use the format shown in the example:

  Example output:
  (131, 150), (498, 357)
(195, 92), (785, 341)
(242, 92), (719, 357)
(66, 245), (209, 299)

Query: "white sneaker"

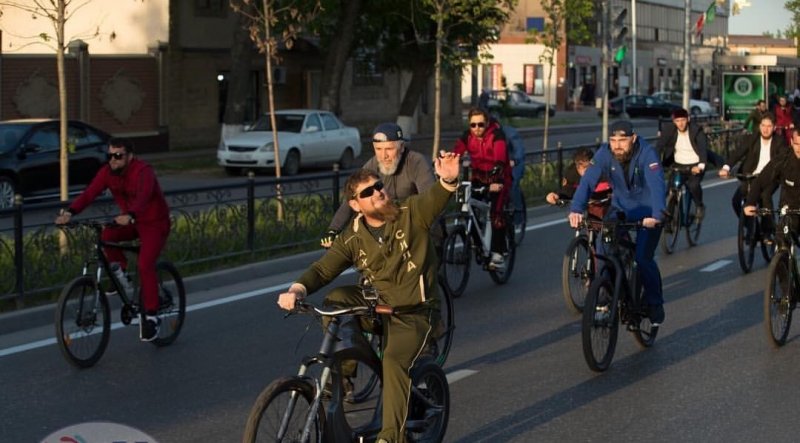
(489, 252), (505, 269)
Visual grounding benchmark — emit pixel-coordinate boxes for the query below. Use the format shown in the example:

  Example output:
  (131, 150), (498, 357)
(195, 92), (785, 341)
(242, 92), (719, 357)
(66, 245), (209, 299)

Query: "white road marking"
(700, 260), (733, 272)
(446, 369), (479, 384)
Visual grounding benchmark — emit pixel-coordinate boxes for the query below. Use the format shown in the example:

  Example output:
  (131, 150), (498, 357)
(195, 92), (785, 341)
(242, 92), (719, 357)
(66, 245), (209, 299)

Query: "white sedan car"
(651, 91), (715, 116)
(218, 109), (361, 176)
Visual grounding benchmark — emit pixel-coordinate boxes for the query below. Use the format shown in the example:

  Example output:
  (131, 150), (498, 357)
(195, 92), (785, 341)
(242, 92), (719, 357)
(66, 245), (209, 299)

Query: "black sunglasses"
(469, 122), (486, 128)
(353, 181), (384, 199)
(107, 152), (127, 160)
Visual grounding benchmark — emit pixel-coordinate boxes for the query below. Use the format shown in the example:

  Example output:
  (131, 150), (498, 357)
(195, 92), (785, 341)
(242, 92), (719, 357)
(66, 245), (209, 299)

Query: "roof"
(729, 35), (795, 48)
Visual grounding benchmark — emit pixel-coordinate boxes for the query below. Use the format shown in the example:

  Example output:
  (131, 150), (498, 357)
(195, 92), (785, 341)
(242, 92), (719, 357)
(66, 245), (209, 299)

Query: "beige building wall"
(0, 0), (168, 54)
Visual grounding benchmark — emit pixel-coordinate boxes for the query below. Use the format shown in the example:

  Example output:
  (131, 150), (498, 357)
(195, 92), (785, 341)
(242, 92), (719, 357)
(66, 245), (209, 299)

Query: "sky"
(728, 1), (793, 36)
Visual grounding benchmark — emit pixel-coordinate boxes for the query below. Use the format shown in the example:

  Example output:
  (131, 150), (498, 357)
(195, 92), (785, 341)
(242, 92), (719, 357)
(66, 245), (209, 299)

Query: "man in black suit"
(657, 108), (709, 219)
(719, 112), (788, 239)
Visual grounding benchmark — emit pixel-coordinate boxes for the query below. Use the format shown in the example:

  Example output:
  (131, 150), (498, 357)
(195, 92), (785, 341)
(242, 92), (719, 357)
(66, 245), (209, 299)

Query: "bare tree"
(0, 0), (112, 203)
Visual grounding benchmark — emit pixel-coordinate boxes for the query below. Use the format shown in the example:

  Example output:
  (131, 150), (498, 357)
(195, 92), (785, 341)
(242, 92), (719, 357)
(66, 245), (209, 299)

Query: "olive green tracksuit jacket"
(295, 179), (455, 442)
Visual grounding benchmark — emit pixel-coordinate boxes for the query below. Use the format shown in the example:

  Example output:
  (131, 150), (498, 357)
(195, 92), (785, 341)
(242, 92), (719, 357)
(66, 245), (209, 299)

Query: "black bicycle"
(54, 221), (186, 368)
(582, 219), (659, 372)
(243, 289), (449, 442)
(661, 165), (702, 254)
(736, 173), (776, 273)
(761, 207), (800, 347)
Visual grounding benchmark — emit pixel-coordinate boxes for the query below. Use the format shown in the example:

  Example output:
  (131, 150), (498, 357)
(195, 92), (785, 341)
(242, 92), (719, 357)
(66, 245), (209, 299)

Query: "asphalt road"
(2, 177), (798, 442)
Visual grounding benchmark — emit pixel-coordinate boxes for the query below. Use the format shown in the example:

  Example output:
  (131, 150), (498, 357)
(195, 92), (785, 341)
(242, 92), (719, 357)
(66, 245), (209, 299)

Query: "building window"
(481, 64), (503, 90)
(194, 0), (227, 17)
(654, 28), (660, 42)
(352, 49), (383, 86)
(524, 64), (544, 96)
(526, 17), (545, 32)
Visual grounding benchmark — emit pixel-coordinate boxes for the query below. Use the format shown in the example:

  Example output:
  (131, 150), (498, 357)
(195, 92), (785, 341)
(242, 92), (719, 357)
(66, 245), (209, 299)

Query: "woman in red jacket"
(453, 107), (512, 268)
(774, 95), (794, 146)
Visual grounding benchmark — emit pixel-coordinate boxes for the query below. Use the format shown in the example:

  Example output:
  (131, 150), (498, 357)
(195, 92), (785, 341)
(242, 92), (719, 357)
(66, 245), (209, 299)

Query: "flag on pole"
(695, 1), (717, 38)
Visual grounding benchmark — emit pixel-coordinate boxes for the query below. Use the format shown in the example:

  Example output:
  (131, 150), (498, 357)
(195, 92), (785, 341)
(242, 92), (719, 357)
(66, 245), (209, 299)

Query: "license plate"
(228, 152), (251, 161)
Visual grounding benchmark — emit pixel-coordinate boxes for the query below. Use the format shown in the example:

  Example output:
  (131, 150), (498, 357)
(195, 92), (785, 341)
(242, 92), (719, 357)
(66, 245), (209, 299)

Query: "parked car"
(606, 95), (683, 118)
(481, 89), (556, 118)
(651, 91), (715, 116)
(0, 119), (111, 209)
(217, 110), (362, 176)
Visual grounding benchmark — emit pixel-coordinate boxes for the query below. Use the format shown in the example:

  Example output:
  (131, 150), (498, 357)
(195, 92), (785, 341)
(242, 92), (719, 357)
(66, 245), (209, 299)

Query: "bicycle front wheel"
(631, 278), (659, 348)
(406, 358), (450, 443)
(55, 276), (110, 368)
(432, 281), (455, 366)
(151, 261), (186, 347)
(661, 193), (680, 254)
(489, 218), (516, 284)
(581, 276), (619, 372)
(684, 195), (702, 246)
(561, 235), (594, 314)
(243, 376), (324, 443)
(738, 214), (756, 273)
(441, 226), (470, 298)
(764, 251), (795, 347)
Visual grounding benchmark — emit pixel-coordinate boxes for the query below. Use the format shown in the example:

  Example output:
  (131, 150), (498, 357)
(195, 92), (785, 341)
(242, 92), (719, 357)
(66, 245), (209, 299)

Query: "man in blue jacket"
(568, 120), (667, 325)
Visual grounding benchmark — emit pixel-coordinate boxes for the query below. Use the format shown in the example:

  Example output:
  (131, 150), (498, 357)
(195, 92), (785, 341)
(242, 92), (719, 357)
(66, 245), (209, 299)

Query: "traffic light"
(610, 7), (628, 65)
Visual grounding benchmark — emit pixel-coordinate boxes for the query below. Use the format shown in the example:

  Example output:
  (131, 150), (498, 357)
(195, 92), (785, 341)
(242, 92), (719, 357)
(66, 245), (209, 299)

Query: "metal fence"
(0, 122), (745, 308)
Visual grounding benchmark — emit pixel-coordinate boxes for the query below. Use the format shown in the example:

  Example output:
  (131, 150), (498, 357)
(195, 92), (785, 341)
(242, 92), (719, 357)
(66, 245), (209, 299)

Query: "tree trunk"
(221, 4), (256, 144)
(432, 9), (443, 160)
(542, 59), (553, 181)
(57, 0), (68, 203)
(263, 0), (284, 221)
(318, 0), (361, 114)
(397, 59), (433, 136)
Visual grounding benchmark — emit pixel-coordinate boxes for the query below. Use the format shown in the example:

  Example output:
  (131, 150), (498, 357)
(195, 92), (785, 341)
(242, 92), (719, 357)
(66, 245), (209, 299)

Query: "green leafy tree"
(786, 0), (800, 55)
(526, 0), (595, 176)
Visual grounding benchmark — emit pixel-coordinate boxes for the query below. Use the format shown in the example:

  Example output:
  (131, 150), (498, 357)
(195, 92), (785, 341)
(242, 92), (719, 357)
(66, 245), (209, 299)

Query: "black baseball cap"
(609, 120), (634, 136)
(372, 122), (405, 142)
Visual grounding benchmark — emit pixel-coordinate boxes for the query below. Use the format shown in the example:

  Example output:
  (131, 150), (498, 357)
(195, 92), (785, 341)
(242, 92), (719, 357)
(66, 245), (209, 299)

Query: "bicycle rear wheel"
(489, 218), (516, 284)
(432, 281), (455, 366)
(738, 214), (756, 273)
(512, 194), (527, 246)
(582, 276), (619, 372)
(561, 235), (594, 314)
(661, 193), (680, 254)
(243, 376), (323, 443)
(151, 261), (186, 347)
(441, 226), (470, 298)
(406, 358), (449, 442)
(684, 195), (702, 246)
(764, 251), (794, 347)
(55, 276), (110, 368)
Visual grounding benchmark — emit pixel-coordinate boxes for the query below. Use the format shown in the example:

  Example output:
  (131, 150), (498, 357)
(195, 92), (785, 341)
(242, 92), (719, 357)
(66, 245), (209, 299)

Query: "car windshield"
(249, 114), (305, 133)
(0, 123), (29, 154)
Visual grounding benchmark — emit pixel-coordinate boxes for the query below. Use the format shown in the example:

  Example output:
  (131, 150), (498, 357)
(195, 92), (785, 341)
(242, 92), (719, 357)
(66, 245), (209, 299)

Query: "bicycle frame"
(667, 167), (693, 227)
(594, 223), (641, 328)
(454, 179), (493, 259)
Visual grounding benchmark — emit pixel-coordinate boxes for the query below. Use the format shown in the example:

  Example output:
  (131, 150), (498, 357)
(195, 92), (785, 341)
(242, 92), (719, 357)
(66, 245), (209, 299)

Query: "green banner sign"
(722, 72), (765, 122)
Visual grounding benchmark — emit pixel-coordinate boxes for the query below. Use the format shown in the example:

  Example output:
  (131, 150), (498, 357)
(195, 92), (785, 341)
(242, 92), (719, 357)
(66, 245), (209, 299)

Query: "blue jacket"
(570, 137), (666, 222)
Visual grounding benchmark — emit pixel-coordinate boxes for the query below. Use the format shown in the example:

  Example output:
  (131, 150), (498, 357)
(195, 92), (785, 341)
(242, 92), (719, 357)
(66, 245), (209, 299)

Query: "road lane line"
(446, 369), (478, 384)
(700, 260), (733, 272)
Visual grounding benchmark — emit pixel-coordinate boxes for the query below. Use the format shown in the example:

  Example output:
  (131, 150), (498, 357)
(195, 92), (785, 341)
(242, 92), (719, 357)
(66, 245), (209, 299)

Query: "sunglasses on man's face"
(469, 122), (486, 128)
(353, 181), (384, 199)
(107, 152), (127, 160)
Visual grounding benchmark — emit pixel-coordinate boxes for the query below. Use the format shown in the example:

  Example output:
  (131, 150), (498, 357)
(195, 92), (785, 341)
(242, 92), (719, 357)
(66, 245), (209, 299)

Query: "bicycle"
(242, 290), (450, 442)
(735, 173), (776, 273)
(761, 207), (800, 347)
(440, 176), (517, 298)
(54, 221), (186, 368)
(558, 197), (609, 315)
(661, 165), (702, 254)
(582, 218), (659, 372)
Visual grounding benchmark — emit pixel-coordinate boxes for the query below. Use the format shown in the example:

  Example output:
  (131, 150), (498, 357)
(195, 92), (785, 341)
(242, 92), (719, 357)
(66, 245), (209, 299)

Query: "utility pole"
(601, 0), (610, 140)
(682, 0), (691, 110)
(631, 0), (637, 94)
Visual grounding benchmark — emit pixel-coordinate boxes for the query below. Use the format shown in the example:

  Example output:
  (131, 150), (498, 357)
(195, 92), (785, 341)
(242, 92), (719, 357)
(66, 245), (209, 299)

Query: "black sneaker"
(139, 315), (160, 341)
(648, 304), (665, 327)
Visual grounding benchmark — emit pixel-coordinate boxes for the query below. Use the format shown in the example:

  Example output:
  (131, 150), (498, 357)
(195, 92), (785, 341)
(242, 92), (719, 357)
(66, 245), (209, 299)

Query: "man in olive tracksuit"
(277, 154), (461, 443)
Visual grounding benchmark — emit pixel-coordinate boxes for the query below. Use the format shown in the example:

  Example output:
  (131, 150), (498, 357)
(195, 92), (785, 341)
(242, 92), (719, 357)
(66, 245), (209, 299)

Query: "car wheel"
(282, 149), (301, 176)
(339, 148), (355, 170)
(0, 177), (16, 209)
(690, 106), (701, 116)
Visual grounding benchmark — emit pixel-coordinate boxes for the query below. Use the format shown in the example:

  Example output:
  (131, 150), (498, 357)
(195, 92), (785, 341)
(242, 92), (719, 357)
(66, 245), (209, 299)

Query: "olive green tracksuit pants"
(324, 285), (434, 443)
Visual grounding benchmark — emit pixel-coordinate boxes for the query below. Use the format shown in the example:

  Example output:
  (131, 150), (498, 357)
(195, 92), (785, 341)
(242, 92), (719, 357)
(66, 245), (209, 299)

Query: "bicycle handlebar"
(292, 300), (397, 318)
(734, 173), (758, 181)
(756, 207), (800, 217)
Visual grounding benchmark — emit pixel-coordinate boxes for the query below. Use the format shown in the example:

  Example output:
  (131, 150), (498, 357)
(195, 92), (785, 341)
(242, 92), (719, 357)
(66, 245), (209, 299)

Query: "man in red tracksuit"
(55, 137), (171, 341)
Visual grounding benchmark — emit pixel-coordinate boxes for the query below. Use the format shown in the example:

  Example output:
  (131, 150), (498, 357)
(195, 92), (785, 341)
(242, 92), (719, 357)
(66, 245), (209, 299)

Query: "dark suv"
(0, 119), (110, 209)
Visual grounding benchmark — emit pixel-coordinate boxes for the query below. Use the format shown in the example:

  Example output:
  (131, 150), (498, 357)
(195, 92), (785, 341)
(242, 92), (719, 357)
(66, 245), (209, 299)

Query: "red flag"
(695, 13), (705, 37)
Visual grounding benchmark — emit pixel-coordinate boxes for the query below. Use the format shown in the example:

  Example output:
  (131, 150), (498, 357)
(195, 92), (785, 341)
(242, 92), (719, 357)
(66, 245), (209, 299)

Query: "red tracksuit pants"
(101, 222), (170, 313)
